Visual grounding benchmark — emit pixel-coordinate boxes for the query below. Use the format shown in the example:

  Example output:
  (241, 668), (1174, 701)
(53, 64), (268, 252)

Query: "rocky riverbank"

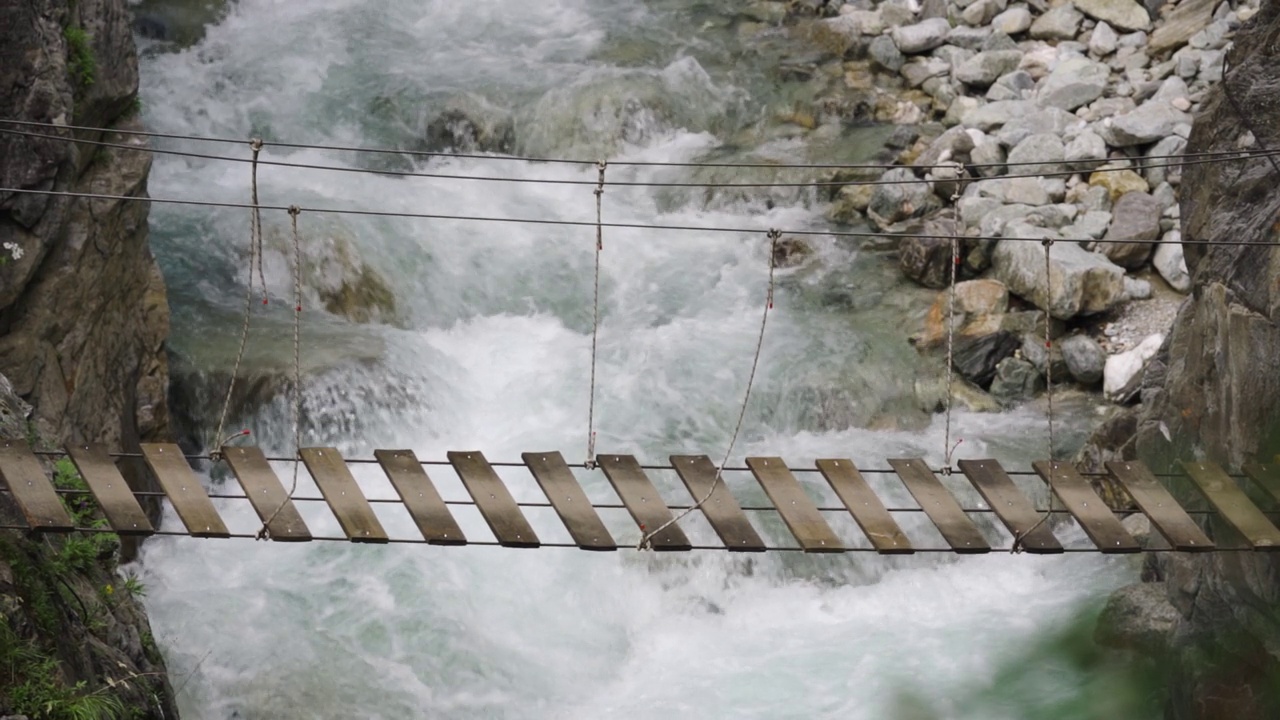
(743, 0), (1253, 420)
(1, 0), (178, 716)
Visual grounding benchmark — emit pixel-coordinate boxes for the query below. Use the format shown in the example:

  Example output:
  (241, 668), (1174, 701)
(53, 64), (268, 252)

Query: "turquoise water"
(129, 1), (1146, 717)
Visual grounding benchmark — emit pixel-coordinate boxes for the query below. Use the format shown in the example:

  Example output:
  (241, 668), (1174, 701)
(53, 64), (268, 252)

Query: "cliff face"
(1120, 1), (1280, 717)
(1, 0), (177, 717)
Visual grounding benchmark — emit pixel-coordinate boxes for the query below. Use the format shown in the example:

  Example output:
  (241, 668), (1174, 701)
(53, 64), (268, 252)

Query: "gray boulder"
(956, 50), (1024, 87)
(1074, 0), (1152, 31)
(1030, 5), (1084, 40)
(1153, 230), (1191, 292)
(1007, 133), (1066, 176)
(1059, 333), (1107, 384)
(1065, 129), (1108, 170)
(1037, 57), (1111, 110)
(1101, 191), (1162, 268)
(990, 357), (1045, 403)
(1101, 101), (1192, 146)
(870, 34), (905, 72)
(867, 168), (940, 229)
(1095, 583), (1179, 656)
(953, 331), (1022, 388)
(891, 18), (952, 54)
(992, 239), (1127, 319)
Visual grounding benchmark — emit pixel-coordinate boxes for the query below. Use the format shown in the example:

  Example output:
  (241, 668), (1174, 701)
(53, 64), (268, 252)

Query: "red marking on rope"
(1045, 341), (1051, 348)
(238, 430), (251, 437)
(262, 299), (269, 305)
(295, 305), (302, 312)
(639, 524), (646, 530)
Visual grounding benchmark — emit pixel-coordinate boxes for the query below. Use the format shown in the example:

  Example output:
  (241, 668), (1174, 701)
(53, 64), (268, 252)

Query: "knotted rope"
(637, 229), (780, 550)
(585, 160), (607, 469)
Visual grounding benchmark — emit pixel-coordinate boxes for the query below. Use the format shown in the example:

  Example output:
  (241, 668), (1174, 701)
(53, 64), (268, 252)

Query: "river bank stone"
(990, 356), (1045, 402)
(992, 239), (1126, 319)
(892, 18), (952, 54)
(1060, 333), (1107, 384)
(1074, 0), (1152, 32)
(1037, 56), (1110, 110)
(1101, 191), (1162, 268)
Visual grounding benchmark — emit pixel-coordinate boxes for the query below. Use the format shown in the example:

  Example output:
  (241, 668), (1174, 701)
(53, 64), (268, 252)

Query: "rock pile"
(766, 0), (1253, 407)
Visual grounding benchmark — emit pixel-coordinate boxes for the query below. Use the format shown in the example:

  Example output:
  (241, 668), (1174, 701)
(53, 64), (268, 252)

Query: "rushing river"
(128, 1), (1150, 717)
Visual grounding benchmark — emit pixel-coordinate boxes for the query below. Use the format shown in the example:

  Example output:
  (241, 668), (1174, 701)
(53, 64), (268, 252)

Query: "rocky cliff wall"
(1096, 1), (1280, 717)
(1, 0), (177, 717)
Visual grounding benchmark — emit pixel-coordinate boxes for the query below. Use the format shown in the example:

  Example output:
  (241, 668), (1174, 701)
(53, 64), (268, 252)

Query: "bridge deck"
(3, 441), (1280, 553)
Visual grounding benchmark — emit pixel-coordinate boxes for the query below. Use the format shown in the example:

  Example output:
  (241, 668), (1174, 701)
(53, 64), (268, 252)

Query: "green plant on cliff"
(1, 622), (126, 720)
(63, 26), (96, 89)
(50, 460), (118, 575)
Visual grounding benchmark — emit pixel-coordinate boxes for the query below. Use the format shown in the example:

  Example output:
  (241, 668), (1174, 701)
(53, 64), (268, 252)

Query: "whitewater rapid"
(128, 1), (1145, 718)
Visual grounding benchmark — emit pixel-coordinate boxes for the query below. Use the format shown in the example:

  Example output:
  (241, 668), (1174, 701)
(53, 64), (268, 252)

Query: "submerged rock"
(990, 356), (1045, 403)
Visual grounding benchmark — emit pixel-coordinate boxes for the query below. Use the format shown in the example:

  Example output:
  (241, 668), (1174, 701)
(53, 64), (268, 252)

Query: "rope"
(208, 138), (265, 460)
(0, 122), (1268, 188)
(9, 185), (1280, 247)
(4, 116), (1278, 173)
(256, 206), (305, 540)
(636, 229), (781, 550)
(942, 180), (964, 475)
(585, 161), (607, 469)
(1013, 239), (1058, 553)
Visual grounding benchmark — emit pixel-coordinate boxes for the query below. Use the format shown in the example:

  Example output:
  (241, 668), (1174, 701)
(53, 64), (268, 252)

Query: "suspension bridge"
(4, 119), (1280, 556)
(3, 439), (1280, 554)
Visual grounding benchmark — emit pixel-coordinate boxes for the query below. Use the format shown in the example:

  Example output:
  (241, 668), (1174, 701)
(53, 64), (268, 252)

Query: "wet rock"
(1100, 101), (1192, 146)
(956, 50), (1024, 87)
(426, 100), (515, 154)
(992, 239), (1127, 319)
(1060, 333), (1107, 384)
(1074, 0), (1151, 32)
(1007, 133), (1065, 175)
(1022, 333), (1069, 382)
(1101, 191), (1162, 269)
(1104, 332), (1164, 402)
(1095, 583), (1178, 656)
(869, 34), (905, 72)
(952, 330), (1022, 389)
(891, 18), (952, 54)
(867, 168), (939, 229)
(1037, 57), (1111, 110)
(914, 126), (977, 169)
(1152, 231), (1190, 292)
(990, 356), (1045, 402)
(898, 234), (954, 289)
(1030, 4), (1084, 40)
(773, 237), (814, 268)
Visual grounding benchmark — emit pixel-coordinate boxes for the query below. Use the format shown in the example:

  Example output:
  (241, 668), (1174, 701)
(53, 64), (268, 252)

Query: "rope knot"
(288, 205), (301, 218)
(249, 137), (264, 153)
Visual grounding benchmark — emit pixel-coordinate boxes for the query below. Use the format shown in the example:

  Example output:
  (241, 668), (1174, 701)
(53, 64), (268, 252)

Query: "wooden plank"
(816, 458), (913, 554)
(448, 451), (539, 548)
(889, 458), (990, 554)
(1242, 462), (1280, 506)
(598, 454), (692, 551)
(300, 447), (388, 543)
(222, 446), (311, 542)
(65, 444), (154, 536)
(374, 449), (465, 545)
(0, 440), (73, 531)
(1107, 461), (1213, 552)
(523, 452), (615, 551)
(139, 443), (229, 538)
(671, 455), (765, 552)
(1182, 460), (1280, 550)
(1033, 461), (1139, 553)
(596, 453), (696, 548)
(746, 457), (843, 553)
(958, 459), (1062, 554)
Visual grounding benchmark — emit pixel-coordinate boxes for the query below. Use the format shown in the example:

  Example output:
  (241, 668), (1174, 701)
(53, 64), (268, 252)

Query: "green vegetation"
(63, 26), (96, 89)
(51, 459), (118, 575)
(1, 622), (126, 720)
